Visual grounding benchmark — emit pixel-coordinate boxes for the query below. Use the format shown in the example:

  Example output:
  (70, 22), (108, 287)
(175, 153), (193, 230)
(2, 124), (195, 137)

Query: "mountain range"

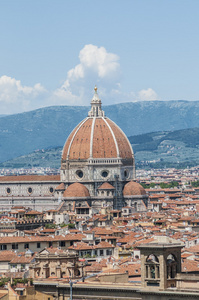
(1, 100), (199, 164)
(1, 127), (199, 169)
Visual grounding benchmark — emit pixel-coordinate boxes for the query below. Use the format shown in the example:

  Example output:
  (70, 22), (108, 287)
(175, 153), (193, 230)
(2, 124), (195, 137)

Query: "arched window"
(146, 254), (159, 263)
(145, 254), (160, 279)
(167, 254), (177, 279)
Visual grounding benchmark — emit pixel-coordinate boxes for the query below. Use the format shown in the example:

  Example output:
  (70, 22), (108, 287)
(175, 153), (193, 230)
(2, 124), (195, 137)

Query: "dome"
(62, 87), (133, 162)
(123, 181), (146, 196)
(98, 182), (115, 190)
(63, 183), (90, 198)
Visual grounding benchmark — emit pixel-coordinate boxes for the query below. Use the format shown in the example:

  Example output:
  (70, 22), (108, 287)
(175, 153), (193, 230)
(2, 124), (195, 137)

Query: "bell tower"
(138, 240), (183, 290)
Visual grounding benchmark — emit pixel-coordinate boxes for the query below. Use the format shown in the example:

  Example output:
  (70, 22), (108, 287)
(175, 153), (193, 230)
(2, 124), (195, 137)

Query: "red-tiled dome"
(123, 181), (146, 196)
(63, 183), (90, 198)
(98, 182), (115, 190)
(62, 117), (133, 161)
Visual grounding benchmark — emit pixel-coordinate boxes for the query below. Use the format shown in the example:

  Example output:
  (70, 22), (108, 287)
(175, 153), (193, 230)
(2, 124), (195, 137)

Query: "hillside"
(1, 127), (199, 169)
(1, 100), (199, 163)
(130, 128), (199, 169)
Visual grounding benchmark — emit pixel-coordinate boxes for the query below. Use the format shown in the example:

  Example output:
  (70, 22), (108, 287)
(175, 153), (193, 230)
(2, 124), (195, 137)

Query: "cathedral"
(0, 87), (148, 213)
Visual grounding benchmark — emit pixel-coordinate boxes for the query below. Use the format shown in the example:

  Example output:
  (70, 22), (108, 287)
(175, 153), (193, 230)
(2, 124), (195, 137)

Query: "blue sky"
(1, 0), (199, 114)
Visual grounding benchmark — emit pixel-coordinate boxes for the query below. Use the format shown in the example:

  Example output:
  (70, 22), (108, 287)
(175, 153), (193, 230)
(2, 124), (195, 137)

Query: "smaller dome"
(98, 182), (115, 190)
(63, 183), (90, 198)
(123, 181), (146, 196)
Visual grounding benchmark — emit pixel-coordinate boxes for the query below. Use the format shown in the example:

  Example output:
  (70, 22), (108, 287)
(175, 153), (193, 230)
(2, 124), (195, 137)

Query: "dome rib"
(67, 117), (89, 159)
(62, 124), (80, 161)
(106, 118), (134, 159)
(102, 117), (119, 158)
(89, 117), (96, 158)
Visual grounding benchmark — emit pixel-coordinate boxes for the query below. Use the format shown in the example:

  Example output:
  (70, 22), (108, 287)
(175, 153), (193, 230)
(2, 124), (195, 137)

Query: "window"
(59, 241), (65, 247)
(106, 249), (112, 255)
(12, 264), (17, 269)
(100, 250), (104, 256)
(37, 242), (41, 248)
(6, 187), (11, 194)
(49, 187), (54, 193)
(49, 242), (52, 247)
(1, 245), (7, 250)
(124, 170), (129, 178)
(70, 241), (73, 246)
(101, 170), (108, 178)
(12, 243), (18, 250)
(24, 243), (29, 249)
(28, 187), (32, 194)
(76, 170), (83, 178)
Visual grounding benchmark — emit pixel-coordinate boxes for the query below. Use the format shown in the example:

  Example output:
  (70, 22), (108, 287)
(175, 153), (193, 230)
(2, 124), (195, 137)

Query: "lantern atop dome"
(88, 86), (105, 117)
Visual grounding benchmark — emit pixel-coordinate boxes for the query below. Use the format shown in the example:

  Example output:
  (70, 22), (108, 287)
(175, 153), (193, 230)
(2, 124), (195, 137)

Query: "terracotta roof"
(85, 262), (104, 272)
(106, 118), (133, 159)
(63, 183), (90, 198)
(0, 229), (18, 233)
(55, 182), (65, 190)
(92, 227), (114, 236)
(0, 233), (85, 244)
(10, 253), (35, 264)
(182, 260), (199, 272)
(0, 175), (60, 182)
(25, 210), (42, 215)
(62, 117), (133, 161)
(98, 182), (115, 190)
(123, 181), (146, 196)
(85, 260), (107, 272)
(68, 242), (93, 250)
(0, 250), (17, 262)
(94, 241), (115, 249)
(11, 206), (25, 209)
(41, 247), (65, 254)
(119, 263), (141, 276)
(40, 229), (56, 233)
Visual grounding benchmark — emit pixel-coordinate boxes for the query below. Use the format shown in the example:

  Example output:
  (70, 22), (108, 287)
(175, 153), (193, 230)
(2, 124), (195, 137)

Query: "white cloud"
(0, 75), (46, 114)
(0, 45), (160, 114)
(69, 44), (120, 80)
(53, 44), (120, 105)
(138, 88), (159, 101)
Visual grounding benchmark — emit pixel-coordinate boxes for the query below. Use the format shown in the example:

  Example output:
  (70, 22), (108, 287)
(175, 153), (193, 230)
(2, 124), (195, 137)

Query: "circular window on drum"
(6, 187), (11, 195)
(28, 187), (33, 194)
(76, 170), (84, 179)
(101, 170), (109, 178)
(49, 187), (54, 194)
